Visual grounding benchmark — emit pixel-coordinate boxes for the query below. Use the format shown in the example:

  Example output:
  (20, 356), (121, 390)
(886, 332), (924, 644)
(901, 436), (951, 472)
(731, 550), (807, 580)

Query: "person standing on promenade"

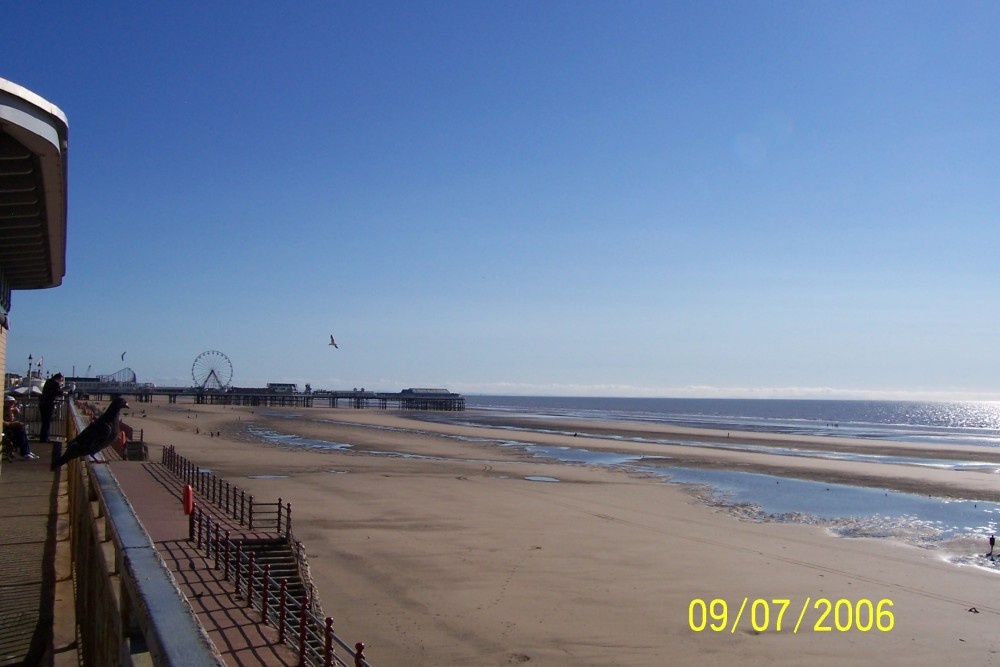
(38, 373), (65, 443)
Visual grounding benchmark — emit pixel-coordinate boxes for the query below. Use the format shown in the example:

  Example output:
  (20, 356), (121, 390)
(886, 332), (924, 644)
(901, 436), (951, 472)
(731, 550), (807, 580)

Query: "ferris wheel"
(192, 350), (233, 390)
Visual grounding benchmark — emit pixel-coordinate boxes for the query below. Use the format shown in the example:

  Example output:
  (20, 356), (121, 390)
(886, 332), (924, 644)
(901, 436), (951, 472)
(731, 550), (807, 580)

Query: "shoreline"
(127, 399), (1000, 666)
(251, 407), (1000, 502)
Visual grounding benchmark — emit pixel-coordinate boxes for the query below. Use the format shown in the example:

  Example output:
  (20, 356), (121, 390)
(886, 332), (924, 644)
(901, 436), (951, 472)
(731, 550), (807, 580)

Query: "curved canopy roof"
(0, 77), (68, 291)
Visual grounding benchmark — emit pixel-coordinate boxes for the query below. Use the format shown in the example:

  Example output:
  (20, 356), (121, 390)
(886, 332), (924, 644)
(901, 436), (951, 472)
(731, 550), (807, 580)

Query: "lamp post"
(27, 354), (32, 381)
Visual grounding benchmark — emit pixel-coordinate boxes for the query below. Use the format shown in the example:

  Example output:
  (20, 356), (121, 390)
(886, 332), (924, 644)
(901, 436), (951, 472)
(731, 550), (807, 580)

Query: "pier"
(100, 387), (466, 411)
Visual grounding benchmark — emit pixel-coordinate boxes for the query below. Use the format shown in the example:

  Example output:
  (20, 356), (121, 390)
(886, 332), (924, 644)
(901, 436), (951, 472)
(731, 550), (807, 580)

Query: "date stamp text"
(688, 598), (894, 633)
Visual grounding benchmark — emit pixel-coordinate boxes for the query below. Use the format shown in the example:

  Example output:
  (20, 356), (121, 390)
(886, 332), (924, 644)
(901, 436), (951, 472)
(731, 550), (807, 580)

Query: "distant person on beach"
(4, 396), (35, 459)
(38, 373), (65, 443)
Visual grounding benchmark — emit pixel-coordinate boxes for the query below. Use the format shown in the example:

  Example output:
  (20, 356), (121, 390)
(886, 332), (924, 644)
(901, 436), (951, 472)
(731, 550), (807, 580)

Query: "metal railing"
(5, 394), (67, 443)
(189, 508), (371, 667)
(64, 400), (224, 666)
(163, 444), (371, 665)
(162, 444), (292, 535)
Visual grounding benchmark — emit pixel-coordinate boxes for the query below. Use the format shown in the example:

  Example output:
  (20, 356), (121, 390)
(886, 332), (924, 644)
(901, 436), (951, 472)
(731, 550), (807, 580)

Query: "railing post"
(262, 563), (271, 624)
(213, 523), (221, 569)
(354, 642), (366, 667)
(249, 495), (254, 530)
(188, 505), (195, 541)
(324, 617), (334, 667)
(276, 497), (283, 535)
(285, 502), (292, 538)
(240, 489), (246, 526)
(225, 481), (231, 514)
(278, 579), (288, 643)
(224, 531), (232, 579)
(197, 507), (204, 548)
(247, 551), (256, 607)
(234, 541), (243, 596)
(298, 593), (308, 666)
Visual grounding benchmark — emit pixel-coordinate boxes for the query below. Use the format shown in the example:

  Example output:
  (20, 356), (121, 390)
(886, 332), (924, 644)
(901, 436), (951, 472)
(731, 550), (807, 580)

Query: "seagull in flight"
(121, 351), (126, 361)
(329, 335), (338, 348)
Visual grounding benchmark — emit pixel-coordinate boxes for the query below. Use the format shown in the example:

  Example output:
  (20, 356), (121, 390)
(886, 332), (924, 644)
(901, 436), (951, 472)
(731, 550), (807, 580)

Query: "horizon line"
(138, 377), (1000, 403)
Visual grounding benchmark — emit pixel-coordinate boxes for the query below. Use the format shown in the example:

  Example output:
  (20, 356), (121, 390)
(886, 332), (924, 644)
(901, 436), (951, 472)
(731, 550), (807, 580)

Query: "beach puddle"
(257, 410), (304, 419)
(247, 474), (288, 479)
(649, 466), (1000, 542)
(499, 441), (641, 466)
(489, 439), (1000, 546)
(243, 419), (1000, 558)
(433, 412), (1000, 472)
(948, 553), (1000, 573)
(246, 424), (353, 451)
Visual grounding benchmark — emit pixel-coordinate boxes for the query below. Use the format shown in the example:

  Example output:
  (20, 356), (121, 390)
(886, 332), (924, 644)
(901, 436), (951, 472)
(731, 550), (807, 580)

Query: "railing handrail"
(161, 445), (292, 535)
(163, 445), (370, 665)
(65, 400), (225, 666)
(189, 505), (372, 667)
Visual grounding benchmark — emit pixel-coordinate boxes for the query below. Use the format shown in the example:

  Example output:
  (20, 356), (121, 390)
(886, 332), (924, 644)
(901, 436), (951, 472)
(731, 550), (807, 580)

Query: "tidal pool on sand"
(651, 466), (1000, 540)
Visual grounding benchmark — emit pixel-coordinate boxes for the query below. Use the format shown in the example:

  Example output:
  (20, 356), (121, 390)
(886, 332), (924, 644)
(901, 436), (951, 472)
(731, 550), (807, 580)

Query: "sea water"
(463, 396), (1000, 447)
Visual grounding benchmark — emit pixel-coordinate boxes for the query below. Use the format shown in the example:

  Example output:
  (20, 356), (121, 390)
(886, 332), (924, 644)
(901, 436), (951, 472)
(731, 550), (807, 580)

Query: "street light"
(27, 354), (32, 381)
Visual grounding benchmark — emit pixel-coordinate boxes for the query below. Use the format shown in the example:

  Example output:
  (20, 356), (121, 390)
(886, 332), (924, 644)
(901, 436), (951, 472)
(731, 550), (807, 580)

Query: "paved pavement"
(0, 445), (300, 666)
(110, 459), (299, 666)
(0, 448), (61, 667)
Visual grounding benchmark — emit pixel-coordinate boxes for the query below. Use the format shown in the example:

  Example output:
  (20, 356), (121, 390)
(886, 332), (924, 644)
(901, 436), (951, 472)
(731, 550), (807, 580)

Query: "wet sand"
(126, 398), (1000, 666)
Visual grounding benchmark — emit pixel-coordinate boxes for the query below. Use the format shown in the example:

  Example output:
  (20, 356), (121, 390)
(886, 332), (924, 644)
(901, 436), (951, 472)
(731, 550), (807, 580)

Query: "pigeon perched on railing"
(51, 396), (129, 471)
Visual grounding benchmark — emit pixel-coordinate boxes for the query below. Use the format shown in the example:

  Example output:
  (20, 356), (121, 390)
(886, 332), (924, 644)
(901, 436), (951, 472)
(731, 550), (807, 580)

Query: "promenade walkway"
(0, 451), (64, 667)
(109, 458), (300, 666)
(0, 446), (300, 666)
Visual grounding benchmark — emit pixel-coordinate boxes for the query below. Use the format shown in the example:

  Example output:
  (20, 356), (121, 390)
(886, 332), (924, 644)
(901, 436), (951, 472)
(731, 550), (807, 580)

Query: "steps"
(236, 537), (309, 603)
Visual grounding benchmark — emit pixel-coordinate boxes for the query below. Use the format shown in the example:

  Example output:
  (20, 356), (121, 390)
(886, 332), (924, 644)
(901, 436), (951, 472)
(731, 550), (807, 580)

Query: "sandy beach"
(125, 398), (1000, 666)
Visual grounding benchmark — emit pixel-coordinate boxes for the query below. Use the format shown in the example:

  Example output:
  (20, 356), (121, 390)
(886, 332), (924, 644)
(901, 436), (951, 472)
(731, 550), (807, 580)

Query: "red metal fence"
(162, 444), (293, 536)
(162, 445), (370, 667)
(188, 507), (370, 667)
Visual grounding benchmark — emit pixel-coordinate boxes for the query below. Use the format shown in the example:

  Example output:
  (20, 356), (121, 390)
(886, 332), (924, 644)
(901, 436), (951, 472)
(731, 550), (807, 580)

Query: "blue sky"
(4, 1), (1000, 400)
